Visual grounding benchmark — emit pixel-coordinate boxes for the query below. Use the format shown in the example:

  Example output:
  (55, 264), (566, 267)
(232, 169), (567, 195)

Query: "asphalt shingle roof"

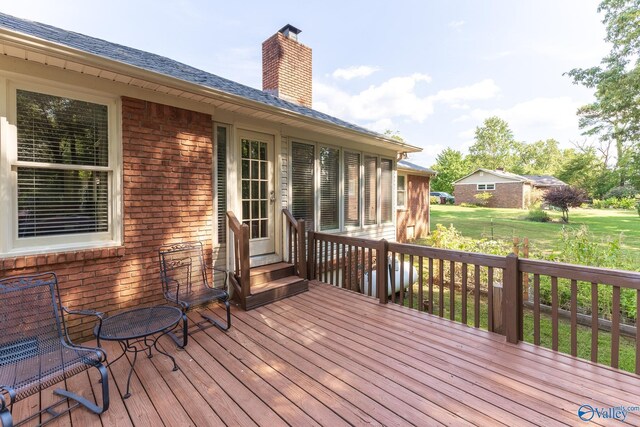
(522, 175), (567, 187)
(0, 12), (386, 140)
(397, 159), (436, 175)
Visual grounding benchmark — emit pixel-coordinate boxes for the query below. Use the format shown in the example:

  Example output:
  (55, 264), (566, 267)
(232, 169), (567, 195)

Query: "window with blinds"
(343, 152), (360, 227)
(291, 142), (315, 231)
(397, 174), (406, 208)
(216, 125), (227, 244)
(16, 89), (111, 238)
(363, 155), (378, 225)
(319, 146), (339, 230)
(381, 158), (393, 223)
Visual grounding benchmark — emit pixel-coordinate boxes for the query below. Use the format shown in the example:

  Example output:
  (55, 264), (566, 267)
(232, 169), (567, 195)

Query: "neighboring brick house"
(453, 169), (567, 209)
(0, 15), (422, 339)
(396, 160), (435, 242)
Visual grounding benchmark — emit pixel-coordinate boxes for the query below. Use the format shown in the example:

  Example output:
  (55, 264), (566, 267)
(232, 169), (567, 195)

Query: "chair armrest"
(0, 385), (16, 411)
(208, 265), (229, 293)
(62, 306), (104, 345)
(61, 340), (108, 364)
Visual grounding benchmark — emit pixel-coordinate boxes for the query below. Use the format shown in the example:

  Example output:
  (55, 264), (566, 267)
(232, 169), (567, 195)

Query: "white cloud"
(449, 20), (465, 29)
(314, 75), (500, 128)
(459, 97), (584, 145)
(431, 79), (500, 104)
(332, 65), (380, 80)
(314, 73), (434, 122)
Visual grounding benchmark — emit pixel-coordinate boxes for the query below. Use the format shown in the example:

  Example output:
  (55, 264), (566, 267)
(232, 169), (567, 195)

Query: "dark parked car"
(430, 191), (455, 204)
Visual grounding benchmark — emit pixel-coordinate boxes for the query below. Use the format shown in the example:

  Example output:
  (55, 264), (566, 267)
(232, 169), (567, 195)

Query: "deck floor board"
(9, 281), (640, 426)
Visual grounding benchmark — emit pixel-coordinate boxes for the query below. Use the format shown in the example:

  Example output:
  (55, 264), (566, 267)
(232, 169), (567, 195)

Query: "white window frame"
(397, 173), (407, 210)
(1, 79), (122, 256)
(288, 139), (394, 232)
(477, 183), (495, 191)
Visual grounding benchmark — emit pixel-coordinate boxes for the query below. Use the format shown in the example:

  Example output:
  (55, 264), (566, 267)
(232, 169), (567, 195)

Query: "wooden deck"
(13, 281), (640, 426)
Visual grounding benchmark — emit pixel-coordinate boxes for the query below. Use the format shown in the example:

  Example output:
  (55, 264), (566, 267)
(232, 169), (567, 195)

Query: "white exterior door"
(238, 130), (275, 257)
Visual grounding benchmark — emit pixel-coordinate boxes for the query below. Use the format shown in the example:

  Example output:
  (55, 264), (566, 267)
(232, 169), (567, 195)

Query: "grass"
(399, 286), (637, 373)
(429, 204), (640, 262)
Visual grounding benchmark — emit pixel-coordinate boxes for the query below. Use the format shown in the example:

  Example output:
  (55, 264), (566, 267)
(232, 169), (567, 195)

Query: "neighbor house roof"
(453, 168), (531, 184)
(0, 12), (420, 153)
(521, 175), (567, 187)
(397, 159), (436, 176)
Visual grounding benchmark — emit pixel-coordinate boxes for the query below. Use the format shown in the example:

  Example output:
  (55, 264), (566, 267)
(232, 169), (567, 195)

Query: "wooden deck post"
(307, 231), (315, 280)
(378, 239), (388, 304)
(241, 223), (251, 301)
(503, 253), (521, 344)
(298, 219), (307, 279)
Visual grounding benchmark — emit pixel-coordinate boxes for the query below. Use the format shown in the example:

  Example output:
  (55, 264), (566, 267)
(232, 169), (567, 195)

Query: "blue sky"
(3, 1), (608, 166)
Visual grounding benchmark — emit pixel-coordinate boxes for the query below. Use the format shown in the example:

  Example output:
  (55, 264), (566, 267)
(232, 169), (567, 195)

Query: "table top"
(95, 306), (182, 341)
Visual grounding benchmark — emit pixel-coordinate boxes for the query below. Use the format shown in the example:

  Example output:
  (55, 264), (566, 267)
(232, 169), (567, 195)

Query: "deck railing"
(308, 231), (640, 374)
(283, 209), (307, 278)
(227, 211), (250, 304)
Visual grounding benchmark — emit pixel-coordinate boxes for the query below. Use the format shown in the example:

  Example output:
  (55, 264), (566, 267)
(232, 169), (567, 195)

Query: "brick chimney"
(262, 24), (312, 108)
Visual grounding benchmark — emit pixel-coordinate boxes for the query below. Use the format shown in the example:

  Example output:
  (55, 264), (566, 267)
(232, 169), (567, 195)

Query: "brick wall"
(0, 97), (214, 341)
(397, 175), (430, 242)
(454, 182), (525, 209)
(262, 32), (312, 108)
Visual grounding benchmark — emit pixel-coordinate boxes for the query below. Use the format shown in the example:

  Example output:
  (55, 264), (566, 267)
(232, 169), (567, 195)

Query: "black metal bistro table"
(95, 306), (186, 398)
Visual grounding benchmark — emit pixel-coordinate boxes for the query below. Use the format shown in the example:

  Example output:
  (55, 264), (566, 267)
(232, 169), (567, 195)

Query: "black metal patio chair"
(0, 272), (109, 427)
(159, 241), (231, 347)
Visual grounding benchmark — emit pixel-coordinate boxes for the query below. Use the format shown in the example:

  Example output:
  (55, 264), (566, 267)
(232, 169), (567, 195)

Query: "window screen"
(319, 147), (339, 230)
(364, 156), (378, 225)
(216, 126), (227, 244)
(344, 152), (360, 227)
(291, 142), (315, 231)
(16, 90), (110, 238)
(397, 175), (406, 208)
(381, 159), (393, 223)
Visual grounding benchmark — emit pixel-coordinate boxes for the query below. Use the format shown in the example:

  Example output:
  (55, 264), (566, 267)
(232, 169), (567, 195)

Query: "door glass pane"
(344, 152), (360, 227)
(241, 138), (270, 240)
(364, 156), (378, 225)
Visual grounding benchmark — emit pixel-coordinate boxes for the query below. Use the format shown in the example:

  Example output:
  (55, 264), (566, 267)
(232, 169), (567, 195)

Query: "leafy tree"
(556, 147), (615, 197)
(543, 186), (588, 223)
(467, 117), (519, 171)
(431, 148), (470, 193)
(514, 139), (563, 175)
(567, 0), (640, 189)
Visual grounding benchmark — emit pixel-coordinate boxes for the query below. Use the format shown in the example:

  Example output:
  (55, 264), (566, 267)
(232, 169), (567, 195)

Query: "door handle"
(269, 190), (275, 203)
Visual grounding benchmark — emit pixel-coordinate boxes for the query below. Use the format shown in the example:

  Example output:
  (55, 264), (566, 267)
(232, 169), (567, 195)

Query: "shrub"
(526, 209), (551, 222)
(591, 197), (637, 209)
(543, 186), (588, 223)
(429, 196), (440, 204)
(474, 192), (493, 207)
(603, 185), (637, 199)
(459, 203), (478, 208)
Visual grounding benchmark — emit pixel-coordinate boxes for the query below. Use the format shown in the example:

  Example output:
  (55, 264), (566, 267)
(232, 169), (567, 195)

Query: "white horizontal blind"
(319, 146), (339, 230)
(381, 159), (393, 223)
(291, 142), (315, 230)
(364, 155), (377, 225)
(16, 90), (110, 238)
(344, 151), (360, 227)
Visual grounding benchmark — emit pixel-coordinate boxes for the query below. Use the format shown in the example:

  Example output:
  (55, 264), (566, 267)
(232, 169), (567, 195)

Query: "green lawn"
(430, 204), (640, 263)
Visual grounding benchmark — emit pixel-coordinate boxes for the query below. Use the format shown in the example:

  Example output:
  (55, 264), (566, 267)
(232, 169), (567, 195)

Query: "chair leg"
(54, 363), (109, 415)
(0, 408), (12, 427)
(200, 300), (231, 331)
(181, 313), (188, 348)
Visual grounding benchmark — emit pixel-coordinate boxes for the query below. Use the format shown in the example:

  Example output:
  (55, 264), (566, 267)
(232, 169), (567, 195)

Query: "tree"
(514, 139), (563, 175)
(567, 0), (640, 189)
(430, 148), (470, 193)
(467, 117), (519, 170)
(543, 186), (588, 223)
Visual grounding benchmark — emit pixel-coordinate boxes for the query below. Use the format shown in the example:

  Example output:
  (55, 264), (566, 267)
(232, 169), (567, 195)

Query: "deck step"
(250, 262), (295, 286)
(245, 275), (308, 310)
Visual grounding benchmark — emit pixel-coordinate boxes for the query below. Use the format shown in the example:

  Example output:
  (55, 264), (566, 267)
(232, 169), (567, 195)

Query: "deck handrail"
(227, 211), (250, 302)
(282, 209), (307, 279)
(308, 231), (640, 374)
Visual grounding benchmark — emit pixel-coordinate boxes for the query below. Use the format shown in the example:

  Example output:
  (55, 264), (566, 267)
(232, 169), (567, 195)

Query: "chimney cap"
(279, 24), (302, 38)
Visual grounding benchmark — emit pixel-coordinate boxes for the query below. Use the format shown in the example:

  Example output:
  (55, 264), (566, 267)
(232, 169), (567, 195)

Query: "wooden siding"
(13, 281), (640, 426)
